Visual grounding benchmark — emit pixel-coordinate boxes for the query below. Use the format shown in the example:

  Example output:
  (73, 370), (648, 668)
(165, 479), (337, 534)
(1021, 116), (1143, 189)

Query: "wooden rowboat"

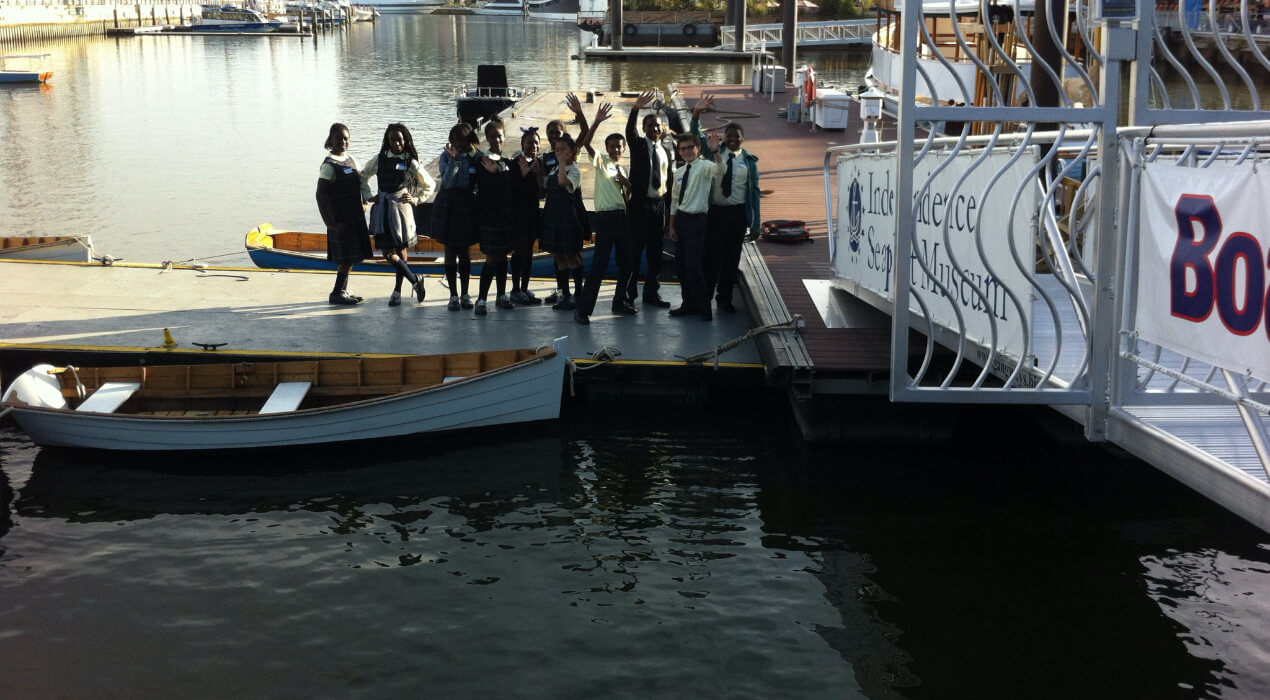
(0, 235), (94, 262)
(245, 223), (624, 278)
(1, 338), (568, 452)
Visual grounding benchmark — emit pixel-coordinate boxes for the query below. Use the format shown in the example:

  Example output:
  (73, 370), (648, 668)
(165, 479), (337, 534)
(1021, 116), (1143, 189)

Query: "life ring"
(683, 23), (697, 36)
(803, 70), (816, 106)
(623, 23), (637, 36)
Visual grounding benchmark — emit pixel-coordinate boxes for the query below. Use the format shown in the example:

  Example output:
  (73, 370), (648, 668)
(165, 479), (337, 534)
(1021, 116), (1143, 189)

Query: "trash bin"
(786, 102), (801, 123)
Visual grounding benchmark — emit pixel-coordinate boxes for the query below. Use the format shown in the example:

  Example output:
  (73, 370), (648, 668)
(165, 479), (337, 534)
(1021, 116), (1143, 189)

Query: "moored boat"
(455, 64), (535, 125)
(474, 0), (525, 16)
(527, 0), (578, 22)
(0, 235), (95, 263)
(244, 223), (620, 278)
(0, 54), (53, 84)
(194, 4), (290, 31)
(1, 338), (568, 452)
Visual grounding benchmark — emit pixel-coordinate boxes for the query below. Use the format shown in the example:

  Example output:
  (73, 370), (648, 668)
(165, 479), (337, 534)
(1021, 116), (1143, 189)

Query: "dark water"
(1, 404), (1268, 698)
(2, 15), (1269, 698)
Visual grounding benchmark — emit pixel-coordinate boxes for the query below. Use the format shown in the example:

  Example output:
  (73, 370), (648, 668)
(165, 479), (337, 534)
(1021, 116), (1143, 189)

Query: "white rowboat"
(1, 338), (568, 452)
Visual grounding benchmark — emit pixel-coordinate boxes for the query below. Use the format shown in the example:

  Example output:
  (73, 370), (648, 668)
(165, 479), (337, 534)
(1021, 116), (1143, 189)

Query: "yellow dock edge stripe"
(0, 342), (763, 368)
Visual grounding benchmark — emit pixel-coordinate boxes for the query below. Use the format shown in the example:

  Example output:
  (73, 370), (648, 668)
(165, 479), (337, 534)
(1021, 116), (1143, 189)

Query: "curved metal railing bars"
(1208, 2), (1259, 106)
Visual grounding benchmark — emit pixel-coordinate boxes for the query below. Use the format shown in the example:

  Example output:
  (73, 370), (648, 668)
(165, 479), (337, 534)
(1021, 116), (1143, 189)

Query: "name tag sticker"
(342, 167), (354, 174)
(395, 162), (407, 171)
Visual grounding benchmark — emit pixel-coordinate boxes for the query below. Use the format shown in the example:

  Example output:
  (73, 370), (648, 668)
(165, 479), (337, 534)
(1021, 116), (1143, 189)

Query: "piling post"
(781, 0), (797, 76)
(610, 0), (623, 50)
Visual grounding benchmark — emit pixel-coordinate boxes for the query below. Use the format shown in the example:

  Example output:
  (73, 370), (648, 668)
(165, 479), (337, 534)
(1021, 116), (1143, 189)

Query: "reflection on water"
(2, 404), (1268, 697)
(0, 16), (864, 268)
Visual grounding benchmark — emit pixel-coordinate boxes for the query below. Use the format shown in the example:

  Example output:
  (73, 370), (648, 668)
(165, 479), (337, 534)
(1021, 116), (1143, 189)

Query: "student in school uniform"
(361, 123), (434, 306)
(315, 123), (373, 305)
(542, 94), (592, 307)
(690, 95), (762, 314)
(508, 127), (546, 305)
(432, 123), (483, 311)
(573, 102), (638, 325)
(668, 131), (724, 321)
(539, 131), (587, 311)
(473, 119), (515, 315)
(624, 90), (674, 308)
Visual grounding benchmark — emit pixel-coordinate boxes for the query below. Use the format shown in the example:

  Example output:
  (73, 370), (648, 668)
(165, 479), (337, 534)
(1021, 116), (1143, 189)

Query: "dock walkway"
(670, 83), (900, 394)
(0, 260), (762, 393)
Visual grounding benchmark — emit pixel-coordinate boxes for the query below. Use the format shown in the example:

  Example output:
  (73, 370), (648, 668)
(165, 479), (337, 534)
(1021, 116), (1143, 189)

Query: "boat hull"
(0, 71), (52, 83)
(0, 236), (93, 262)
(245, 226), (630, 278)
(5, 340), (567, 452)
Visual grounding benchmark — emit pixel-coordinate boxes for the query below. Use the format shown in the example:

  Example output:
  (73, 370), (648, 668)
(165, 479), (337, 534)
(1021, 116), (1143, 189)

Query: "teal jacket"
(691, 117), (761, 234)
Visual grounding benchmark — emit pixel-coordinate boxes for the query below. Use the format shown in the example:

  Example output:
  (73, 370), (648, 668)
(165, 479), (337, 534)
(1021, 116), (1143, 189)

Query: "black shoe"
(574, 308), (590, 325)
(545, 290), (561, 305)
(717, 299), (736, 313)
(474, 301), (488, 316)
(700, 309), (713, 321)
(552, 294), (576, 311)
(611, 302), (638, 316)
(329, 291), (360, 305)
(669, 306), (695, 317)
(643, 295), (671, 308)
(413, 278), (426, 303)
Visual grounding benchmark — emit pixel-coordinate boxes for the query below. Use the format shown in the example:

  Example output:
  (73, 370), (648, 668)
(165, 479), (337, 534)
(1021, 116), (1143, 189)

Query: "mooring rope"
(159, 251), (247, 273)
(681, 315), (805, 369)
(564, 346), (623, 397)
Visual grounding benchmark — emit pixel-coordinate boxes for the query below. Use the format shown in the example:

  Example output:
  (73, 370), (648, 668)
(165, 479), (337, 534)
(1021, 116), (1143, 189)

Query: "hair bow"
(520, 126), (539, 134)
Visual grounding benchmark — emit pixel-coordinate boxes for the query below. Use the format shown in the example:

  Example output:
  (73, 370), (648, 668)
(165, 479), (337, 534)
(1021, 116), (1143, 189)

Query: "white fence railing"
(822, 0), (1270, 530)
(718, 19), (873, 49)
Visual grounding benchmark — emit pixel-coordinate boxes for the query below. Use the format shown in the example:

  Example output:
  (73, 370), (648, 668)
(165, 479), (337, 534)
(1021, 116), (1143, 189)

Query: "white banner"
(833, 149), (1039, 359)
(1138, 162), (1270, 382)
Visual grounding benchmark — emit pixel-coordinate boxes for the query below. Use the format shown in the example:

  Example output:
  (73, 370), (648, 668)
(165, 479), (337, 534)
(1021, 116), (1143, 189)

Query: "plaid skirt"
(540, 192), (585, 255)
(326, 216), (373, 265)
(430, 188), (478, 248)
(511, 205), (541, 248)
(369, 191), (417, 251)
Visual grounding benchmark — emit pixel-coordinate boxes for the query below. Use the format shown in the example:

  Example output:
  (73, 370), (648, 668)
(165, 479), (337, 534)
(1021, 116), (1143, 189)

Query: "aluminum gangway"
(718, 19), (874, 49)
(822, 1), (1270, 532)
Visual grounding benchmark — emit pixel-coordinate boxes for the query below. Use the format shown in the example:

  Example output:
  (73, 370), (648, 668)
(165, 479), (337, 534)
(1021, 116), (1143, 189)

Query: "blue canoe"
(245, 223), (626, 278)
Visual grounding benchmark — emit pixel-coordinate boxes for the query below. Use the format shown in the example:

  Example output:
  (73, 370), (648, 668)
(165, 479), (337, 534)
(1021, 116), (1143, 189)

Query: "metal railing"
(821, 0), (1270, 529)
(718, 19), (873, 49)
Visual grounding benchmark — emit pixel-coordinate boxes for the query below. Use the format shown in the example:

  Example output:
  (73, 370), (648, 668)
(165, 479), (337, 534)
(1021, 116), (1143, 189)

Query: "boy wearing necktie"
(668, 131), (724, 321)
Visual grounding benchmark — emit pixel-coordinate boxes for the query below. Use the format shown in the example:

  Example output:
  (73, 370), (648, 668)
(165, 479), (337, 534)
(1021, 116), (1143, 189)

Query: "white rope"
(682, 315), (805, 368)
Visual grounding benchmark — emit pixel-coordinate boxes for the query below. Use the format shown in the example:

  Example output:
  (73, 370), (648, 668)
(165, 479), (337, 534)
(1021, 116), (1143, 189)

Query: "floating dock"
(582, 46), (762, 62)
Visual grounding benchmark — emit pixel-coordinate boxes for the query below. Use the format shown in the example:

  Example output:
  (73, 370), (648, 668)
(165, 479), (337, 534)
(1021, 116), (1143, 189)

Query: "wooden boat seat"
(259, 381), (312, 414)
(76, 382), (141, 413)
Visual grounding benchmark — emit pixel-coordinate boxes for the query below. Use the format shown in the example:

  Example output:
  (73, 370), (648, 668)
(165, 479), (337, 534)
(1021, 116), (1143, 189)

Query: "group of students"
(313, 90), (760, 324)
